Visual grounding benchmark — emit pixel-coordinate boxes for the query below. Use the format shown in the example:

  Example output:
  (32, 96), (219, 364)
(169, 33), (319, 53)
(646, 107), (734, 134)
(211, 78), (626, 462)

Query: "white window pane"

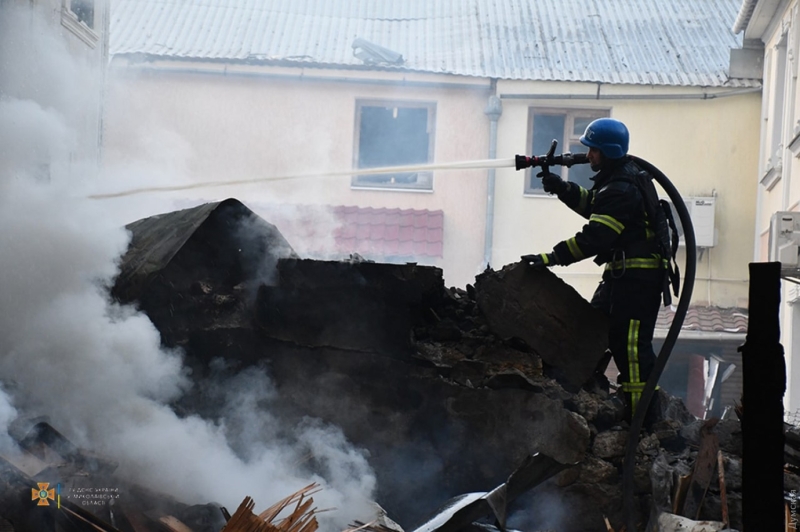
(70, 0), (94, 28)
(354, 103), (433, 189)
(573, 116), (594, 137)
(532, 114), (564, 156)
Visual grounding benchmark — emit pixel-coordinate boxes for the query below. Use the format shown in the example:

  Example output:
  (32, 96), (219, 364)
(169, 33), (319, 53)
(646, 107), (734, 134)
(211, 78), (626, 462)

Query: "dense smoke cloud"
(0, 4), (375, 528)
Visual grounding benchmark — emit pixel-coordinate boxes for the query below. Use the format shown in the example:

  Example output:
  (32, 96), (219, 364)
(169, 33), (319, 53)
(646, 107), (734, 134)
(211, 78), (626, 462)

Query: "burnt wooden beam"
(739, 262), (785, 531)
(682, 419), (719, 520)
(717, 451), (729, 528)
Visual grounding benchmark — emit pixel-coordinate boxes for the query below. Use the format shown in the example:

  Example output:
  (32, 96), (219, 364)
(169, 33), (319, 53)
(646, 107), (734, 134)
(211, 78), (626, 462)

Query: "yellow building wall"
(103, 64), (493, 288)
(104, 64), (761, 304)
(492, 81), (761, 307)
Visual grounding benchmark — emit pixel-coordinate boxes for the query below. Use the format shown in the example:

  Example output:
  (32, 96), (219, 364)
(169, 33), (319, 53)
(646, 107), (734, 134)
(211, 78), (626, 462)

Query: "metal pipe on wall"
(483, 88), (503, 269)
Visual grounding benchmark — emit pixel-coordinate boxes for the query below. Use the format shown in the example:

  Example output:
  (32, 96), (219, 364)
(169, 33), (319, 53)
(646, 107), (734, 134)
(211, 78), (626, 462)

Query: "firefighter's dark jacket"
(551, 157), (662, 277)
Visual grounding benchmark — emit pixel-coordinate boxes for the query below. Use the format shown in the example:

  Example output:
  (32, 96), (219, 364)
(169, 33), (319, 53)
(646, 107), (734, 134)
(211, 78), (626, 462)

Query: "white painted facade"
(2, 0), (110, 176)
(737, 0), (800, 412)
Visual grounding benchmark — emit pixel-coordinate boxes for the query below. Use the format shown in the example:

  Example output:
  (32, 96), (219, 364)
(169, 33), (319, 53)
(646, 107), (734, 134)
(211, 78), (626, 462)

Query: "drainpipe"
(483, 85), (502, 269)
(499, 87), (761, 100)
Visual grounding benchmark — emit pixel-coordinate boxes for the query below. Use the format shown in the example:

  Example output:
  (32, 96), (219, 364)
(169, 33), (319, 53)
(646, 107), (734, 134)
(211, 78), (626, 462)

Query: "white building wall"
(748, 0), (800, 412)
(1, 0), (110, 177)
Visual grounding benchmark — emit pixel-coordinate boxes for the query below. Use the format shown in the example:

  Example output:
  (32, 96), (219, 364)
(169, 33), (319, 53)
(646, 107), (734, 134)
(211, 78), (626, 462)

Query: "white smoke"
(244, 201), (343, 261)
(507, 487), (569, 532)
(98, 80), (201, 225)
(0, 4), (376, 528)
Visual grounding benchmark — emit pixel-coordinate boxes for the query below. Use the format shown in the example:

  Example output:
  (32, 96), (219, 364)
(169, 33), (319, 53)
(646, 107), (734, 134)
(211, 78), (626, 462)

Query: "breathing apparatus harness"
(516, 141), (697, 530)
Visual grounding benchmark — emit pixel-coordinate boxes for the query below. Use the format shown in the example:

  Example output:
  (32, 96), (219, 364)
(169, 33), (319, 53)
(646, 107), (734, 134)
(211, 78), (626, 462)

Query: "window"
(760, 39), (789, 189)
(352, 100), (435, 190)
(61, 0), (98, 47)
(768, 41), (787, 165)
(524, 108), (608, 194)
(70, 0), (94, 29)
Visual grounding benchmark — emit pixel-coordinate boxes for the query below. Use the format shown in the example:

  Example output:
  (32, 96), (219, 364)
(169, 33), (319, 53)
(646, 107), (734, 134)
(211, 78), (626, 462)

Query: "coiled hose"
(516, 150), (696, 528)
(623, 156), (696, 530)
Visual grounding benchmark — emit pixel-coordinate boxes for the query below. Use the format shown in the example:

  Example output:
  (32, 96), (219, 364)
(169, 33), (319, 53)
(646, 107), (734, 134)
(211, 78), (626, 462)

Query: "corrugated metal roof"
(110, 0), (760, 88)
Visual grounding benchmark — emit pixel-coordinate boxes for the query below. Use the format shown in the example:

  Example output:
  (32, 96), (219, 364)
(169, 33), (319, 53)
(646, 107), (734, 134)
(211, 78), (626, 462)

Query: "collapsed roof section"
(113, 199), (608, 386)
(113, 198), (297, 304)
(106, 200), (612, 525)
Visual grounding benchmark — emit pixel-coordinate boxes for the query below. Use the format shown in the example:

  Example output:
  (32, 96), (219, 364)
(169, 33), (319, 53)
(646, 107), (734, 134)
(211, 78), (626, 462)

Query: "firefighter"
(522, 117), (663, 425)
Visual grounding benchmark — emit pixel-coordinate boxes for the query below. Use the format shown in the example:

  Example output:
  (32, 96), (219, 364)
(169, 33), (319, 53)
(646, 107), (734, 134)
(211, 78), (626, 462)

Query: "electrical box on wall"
(769, 211), (800, 277)
(665, 196), (717, 248)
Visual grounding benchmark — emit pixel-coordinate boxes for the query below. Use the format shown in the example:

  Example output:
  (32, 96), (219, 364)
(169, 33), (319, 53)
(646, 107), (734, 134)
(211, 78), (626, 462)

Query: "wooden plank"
(682, 419), (719, 520)
(717, 451), (728, 527)
(672, 474), (691, 515)
(224, 491), (321, 532)
(59, 505), (120, 532)
(159, 516), (194, 532)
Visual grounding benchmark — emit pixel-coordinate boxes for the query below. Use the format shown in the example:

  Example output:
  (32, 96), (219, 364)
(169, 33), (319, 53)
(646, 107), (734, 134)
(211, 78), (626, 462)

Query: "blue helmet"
(579, 118), (629, 159)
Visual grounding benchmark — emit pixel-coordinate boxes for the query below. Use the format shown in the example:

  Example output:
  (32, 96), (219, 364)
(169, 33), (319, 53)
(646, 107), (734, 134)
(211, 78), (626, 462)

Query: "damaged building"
(2, 0), (788, 530)
(0, 199), (766, 531)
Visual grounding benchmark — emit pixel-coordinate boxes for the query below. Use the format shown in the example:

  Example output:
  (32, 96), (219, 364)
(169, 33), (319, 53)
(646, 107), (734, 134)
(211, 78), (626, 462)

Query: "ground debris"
(410, 454), (567, 532)
(223, 484), (321, 532)
(654, 512), (728, 531)
(103, 202), (761, 532)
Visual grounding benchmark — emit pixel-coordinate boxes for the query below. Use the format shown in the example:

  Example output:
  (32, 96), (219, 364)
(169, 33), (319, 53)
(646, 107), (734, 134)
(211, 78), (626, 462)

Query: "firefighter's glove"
(538, 171), (568, 195)
(521, 253), (558, 269)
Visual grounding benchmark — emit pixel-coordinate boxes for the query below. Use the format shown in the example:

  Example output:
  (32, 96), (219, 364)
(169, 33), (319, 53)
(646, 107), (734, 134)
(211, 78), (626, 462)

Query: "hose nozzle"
(514, 151), (589, 171)
(515, 154), (535, 170)
(559, 152), (588, 167)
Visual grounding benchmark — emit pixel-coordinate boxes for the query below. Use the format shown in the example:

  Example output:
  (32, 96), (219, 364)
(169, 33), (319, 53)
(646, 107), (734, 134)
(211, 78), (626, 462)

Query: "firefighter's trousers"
(591, 269), (663, 420)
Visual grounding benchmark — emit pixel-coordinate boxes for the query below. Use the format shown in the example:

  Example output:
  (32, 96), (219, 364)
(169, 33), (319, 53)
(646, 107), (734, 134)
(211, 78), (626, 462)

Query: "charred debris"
(0, 199), (782, 531)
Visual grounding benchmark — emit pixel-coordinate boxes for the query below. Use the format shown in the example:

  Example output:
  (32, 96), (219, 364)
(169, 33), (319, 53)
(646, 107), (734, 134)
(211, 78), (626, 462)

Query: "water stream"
(89, 158), (517, 199)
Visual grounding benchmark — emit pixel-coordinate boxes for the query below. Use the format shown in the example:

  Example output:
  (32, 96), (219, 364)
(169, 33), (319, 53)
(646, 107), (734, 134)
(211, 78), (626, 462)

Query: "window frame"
(61, 0), (98, 48)
(767, 40), (787, 169)
(524, 107), (609, 195)
(351, 99), (436, 192)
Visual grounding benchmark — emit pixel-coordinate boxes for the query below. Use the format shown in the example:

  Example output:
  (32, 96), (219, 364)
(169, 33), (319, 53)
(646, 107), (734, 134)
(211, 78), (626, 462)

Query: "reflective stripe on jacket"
(551, 158), (660, 268)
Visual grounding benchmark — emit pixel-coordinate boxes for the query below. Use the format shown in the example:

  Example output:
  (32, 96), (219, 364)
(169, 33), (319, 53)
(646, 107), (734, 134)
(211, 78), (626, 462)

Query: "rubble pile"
(408, 265), (751, 530)
(0, 200), (775, 531)
(0, 420), (230, 531)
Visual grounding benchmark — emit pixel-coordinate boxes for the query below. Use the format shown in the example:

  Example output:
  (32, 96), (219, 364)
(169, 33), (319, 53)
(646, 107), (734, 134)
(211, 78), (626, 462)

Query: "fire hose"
(516, 142), (696, 531)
